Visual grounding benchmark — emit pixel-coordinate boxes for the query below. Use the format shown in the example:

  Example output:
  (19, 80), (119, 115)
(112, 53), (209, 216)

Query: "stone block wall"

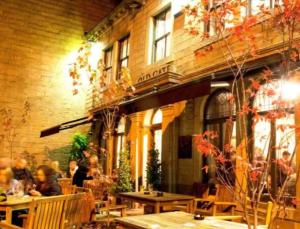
(0, 0), (119, 164)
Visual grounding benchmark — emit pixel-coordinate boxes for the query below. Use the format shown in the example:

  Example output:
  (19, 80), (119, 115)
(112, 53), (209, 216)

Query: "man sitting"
(12, 158), (35, 185)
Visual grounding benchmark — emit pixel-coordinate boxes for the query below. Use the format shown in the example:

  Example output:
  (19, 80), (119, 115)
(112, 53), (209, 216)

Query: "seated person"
(12, 158), (35, 190)
(0, 167), (22, 195)
(66, 160), (78, 179)
(72, 165), (92, 187)
(29, 165), (62, 196)
(50, 161), (63, 179)
(0, 167), (24, 226)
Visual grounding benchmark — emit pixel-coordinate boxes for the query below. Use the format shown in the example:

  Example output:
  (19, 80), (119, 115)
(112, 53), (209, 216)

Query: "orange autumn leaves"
(68, 42), (135, 106)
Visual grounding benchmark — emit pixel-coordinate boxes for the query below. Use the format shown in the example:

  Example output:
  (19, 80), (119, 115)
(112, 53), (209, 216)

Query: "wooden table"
(0, 196), (38, 223)
(115, 211), (268, 229)
(119, 192), (194, 213)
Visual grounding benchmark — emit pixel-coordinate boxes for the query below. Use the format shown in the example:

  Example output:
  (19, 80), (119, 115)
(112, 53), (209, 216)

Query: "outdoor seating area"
(1, 0), (300, 228)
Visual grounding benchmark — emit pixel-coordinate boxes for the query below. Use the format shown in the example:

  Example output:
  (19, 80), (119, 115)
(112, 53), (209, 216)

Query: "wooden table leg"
(154, 203), (160, 213)
(6, 207), (12, 223)
(188, 201), (193, 213)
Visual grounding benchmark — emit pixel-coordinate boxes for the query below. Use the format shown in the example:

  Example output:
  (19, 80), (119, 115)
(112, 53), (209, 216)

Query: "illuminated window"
(153, 8), (171, 62)
(117, 35), (130, 80)
(250, 0), (272, 14)
(104, 47), (113, 85)
(204, 90), (236, 182)
(152, 109), (163, 161)
(253, 80), (296, 196)
(253, 81), (295, 158)
(115, 117), (126, 168)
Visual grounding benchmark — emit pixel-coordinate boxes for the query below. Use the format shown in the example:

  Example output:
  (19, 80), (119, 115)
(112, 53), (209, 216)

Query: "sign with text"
(137, 64), (172, 83)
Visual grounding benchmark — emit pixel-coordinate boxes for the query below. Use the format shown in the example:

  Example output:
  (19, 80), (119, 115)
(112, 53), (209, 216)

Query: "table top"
(119, 192), (195, 202)
(0, 196), (38, 206)
(115, 211), (267, 229)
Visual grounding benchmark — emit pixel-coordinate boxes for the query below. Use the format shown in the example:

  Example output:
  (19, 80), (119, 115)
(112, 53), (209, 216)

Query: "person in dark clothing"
(29, 165), (62, 196)
(12, 158), (35, 184)
(72, 165), (92, 187)
(66, 160), (78, 179)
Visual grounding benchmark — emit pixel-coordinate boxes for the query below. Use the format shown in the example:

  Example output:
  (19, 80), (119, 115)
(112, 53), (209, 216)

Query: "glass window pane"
(165, 9), (172, 33)
(251, 0), (271, 14)
(166, 35), (171, 57)
(154, 129), (162, 162)
(254, 119), (271, 158)
(205, 91), (236, 120)
(276, 114), (296, 162)
(152, 109), (163, 125)
(155, 39), (166, 62)
(156, 18), (166, 38)
(121, 59), (128, 67)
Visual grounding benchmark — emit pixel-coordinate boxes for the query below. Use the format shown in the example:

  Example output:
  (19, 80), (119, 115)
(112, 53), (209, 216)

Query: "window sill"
(193, 12), (277, 55)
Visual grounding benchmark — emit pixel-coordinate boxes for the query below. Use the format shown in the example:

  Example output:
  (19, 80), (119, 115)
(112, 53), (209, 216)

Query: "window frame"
(104, 46), (113, 84)
(152, 7), (172, 63)
(117, 35), (130, 80)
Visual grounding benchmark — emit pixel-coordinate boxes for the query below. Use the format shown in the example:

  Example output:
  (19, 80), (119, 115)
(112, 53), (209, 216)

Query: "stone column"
(161, 105), (177, 192)
(128, 112), (144, 191)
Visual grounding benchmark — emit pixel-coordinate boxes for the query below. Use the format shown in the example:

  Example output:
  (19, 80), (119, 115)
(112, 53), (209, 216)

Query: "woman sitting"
(29, 165), (62, 196)
(0, 167), (22, 195)
(0, 167), (24, 226)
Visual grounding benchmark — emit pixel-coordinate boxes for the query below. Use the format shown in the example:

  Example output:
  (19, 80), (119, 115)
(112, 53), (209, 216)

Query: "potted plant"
(112, 149), (132, 204)
(146, 149), (162, 191)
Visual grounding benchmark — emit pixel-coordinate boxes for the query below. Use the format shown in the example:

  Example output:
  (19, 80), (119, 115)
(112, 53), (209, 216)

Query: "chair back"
(58, 178), (75, 195)
(25, 195), (68, 229)
(83, 179), (111, 201)
(63, 193), (85, 229)
(216, 185), (234, 202)
(75, 187), (95, 222)
(245, 200), (273, 226)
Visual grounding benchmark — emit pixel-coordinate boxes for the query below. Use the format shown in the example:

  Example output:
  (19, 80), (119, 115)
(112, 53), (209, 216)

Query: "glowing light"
(172, 0), (196, 15)
(280, 81), (300, 101)
(89, 42), (103, 69)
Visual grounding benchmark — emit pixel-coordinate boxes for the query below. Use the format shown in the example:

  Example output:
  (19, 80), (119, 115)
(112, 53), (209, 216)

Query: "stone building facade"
(0, 0), (119, 164)
(87, 0), (300, 197)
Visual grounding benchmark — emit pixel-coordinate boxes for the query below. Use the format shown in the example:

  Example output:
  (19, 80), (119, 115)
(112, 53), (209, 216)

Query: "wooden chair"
(193, 184), (237, 216)
(83, 179), (127, 217)
(75, 187), (96, 222)
(63, 193), (86, 229)
(58, 178), (76, 195)
(213, 200), (273, 227)
(0, 195), (68, 229)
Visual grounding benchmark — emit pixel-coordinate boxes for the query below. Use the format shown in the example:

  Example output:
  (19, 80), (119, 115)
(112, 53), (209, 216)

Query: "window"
(153, 8), (172, 62)
(104, 47), (113, 85)
(152, 109), (163, 162)
(115, 117), (126, 168)
(253, 80), (296, 195)
(250, 0), (272, 14)
(204, 90), (236, 183)
(117, 35), (130, 80)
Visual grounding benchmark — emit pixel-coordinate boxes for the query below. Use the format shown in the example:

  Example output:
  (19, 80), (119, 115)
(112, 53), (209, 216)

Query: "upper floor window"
(104, 47), (113, 84)
(153, 7), (172, 62)
(117, 35), (130, 80)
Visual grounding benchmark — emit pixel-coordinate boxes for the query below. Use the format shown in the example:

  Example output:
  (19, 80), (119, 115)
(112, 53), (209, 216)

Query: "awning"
(40, 116), (91, 138)
(116, 78), (211, 115)
(40, 78), (210, 137)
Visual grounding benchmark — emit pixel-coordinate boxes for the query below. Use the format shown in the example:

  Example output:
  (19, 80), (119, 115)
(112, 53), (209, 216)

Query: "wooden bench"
(0, 194), (86, 229)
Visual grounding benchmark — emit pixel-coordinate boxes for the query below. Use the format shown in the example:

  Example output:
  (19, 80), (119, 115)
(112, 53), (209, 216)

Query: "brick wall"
(0, 0), (119, 164)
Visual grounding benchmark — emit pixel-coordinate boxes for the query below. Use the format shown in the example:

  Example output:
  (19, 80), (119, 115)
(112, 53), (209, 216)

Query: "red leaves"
(249, 78), (261, 91)
(195, 45), (214, 58)
(262, 68), (274, 81)
(194, 131), (219, 156)
(249, 170), (261, 182)
(292, 198), (300, 206)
